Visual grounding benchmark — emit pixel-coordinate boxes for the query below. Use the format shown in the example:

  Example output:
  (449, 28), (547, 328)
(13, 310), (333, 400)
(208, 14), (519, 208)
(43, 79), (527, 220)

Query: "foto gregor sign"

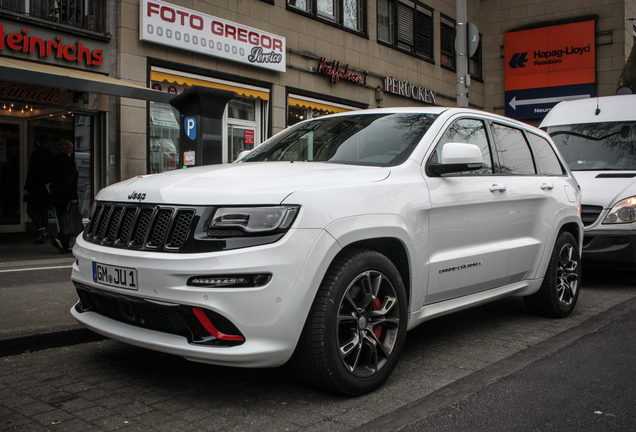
(140, 0), (286, 73)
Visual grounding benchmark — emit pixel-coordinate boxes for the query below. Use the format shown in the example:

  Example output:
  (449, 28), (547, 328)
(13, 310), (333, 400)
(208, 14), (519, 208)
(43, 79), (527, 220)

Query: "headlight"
(603, 197), (636, 224)
(207, 206), (299, 236)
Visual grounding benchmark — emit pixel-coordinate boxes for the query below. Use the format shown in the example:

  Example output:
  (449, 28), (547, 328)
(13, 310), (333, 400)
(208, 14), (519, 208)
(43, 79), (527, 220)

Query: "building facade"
(0, 0), (634, 234)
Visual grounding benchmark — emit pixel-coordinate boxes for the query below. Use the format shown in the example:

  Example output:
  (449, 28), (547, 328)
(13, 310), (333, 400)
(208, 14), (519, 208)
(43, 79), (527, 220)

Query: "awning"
(151, 68), (270, 101)
(288, 95), (357, 114)
(0, 57), (173, 103)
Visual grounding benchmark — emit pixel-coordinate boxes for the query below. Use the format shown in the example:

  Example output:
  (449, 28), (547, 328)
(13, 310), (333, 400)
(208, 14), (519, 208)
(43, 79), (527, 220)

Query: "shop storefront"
(0, 19), (169, 234)
(287, 93), (360, 126)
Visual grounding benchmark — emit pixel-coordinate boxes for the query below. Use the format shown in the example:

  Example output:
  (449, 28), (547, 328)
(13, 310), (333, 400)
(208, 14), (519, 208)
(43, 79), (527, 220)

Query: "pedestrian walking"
(49, 139), (78, 254)
(23, 135), (52, 243)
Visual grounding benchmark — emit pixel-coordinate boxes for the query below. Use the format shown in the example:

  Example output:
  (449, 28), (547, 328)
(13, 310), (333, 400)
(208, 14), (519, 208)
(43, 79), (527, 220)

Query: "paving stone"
(132, 410), (174, 426)
(13, 400), (55, 416)
(75, 387), (113, 401)
(1, 412), (32, 429)
(90, 415), (135, 431)
(32, 407), (75, 426)
(1, 394), (38, 409)
(112, 401), (153, 417)
(73, 405), (114, 422)
(153, 419), (201, 431)
(194, 415), (238, 431)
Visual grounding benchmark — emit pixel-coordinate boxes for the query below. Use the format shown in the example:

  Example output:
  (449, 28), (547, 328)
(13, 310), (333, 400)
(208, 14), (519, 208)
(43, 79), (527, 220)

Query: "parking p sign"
(185, 117), (197, 140)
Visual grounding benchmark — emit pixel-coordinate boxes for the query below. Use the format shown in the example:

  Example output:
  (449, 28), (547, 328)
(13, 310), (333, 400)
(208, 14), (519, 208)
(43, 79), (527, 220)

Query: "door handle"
(489, 184), (507, 192)
(541, 183), (554, 190)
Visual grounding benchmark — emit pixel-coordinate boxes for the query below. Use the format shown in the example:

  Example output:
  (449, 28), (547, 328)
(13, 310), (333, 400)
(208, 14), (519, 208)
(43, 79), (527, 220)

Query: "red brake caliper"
(373, 297), (382, 339)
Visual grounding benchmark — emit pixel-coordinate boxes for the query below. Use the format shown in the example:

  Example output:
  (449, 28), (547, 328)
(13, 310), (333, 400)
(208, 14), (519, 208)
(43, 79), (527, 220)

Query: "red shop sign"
(244, 130), (254, 145)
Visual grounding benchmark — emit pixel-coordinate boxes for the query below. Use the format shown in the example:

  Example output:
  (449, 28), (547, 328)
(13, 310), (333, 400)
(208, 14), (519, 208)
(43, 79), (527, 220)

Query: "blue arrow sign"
(509, 52), (528, 69)
(505, 83), (595, 119)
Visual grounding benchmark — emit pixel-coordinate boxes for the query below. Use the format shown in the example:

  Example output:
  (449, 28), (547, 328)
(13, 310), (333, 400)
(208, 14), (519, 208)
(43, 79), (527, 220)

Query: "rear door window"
(490, 123), (536, 175)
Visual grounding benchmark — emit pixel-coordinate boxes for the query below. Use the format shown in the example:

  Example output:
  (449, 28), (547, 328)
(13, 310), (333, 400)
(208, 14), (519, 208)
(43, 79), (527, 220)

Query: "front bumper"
(582, 229), (636, 269)
(70, 227), (338, 367)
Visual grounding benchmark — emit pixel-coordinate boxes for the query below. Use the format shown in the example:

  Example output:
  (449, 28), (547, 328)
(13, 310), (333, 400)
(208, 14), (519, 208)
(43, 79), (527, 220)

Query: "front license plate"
(93, 262), (138, 290)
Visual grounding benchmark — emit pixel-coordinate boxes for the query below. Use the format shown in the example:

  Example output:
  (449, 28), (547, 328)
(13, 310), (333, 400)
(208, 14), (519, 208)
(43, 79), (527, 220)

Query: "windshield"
(546, 121), (636, 170)
(240, 113), (438, 167)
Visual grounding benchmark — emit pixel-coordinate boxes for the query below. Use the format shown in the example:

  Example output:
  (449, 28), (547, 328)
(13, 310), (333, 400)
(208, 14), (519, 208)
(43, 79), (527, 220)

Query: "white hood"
(96, 162), (391, 205)
(572, 171), (636, 207)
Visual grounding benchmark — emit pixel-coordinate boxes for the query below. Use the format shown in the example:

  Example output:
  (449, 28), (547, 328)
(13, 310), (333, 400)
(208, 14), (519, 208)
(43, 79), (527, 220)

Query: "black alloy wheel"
(291, 249), (408, 395)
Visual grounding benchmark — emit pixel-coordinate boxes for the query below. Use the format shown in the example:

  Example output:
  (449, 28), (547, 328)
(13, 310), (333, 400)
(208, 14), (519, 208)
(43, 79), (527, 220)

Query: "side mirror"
(427, 142), (484, 176)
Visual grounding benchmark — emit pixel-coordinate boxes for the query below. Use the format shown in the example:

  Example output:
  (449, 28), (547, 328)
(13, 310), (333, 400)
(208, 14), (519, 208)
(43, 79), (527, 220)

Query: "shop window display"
(288, 106), (336, 126)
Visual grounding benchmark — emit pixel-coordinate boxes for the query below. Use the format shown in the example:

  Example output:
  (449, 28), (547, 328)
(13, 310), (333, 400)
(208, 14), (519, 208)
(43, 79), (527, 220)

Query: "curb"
(0, 328), (106, 358)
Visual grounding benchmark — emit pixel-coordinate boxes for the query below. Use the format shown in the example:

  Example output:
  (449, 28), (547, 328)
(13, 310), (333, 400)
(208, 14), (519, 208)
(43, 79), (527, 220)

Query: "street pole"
(456, 0), (468, 107)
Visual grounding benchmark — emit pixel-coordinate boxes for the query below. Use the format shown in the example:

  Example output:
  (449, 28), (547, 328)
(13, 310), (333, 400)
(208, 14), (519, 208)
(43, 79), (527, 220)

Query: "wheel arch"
(526, 217), (583, 291)
(558, 221), (583, 253)
(335, 237), (412, 309)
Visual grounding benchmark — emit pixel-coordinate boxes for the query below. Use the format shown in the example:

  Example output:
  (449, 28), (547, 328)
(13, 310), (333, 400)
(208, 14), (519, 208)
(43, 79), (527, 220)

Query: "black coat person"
(23, 135), (52, 243)
(49, 139), (79, 253)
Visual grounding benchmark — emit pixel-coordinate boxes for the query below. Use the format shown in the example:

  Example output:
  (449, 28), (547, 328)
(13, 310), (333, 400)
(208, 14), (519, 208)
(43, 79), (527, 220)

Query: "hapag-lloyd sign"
(140, 0), (286, 73)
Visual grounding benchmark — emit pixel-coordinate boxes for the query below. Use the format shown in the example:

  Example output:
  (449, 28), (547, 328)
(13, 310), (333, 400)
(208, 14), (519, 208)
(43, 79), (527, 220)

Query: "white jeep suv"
(71, 108), (582, 395)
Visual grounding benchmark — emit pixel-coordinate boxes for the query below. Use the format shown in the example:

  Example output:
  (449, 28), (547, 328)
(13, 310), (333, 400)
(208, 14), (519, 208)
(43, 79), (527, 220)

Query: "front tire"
(291, 249), (408, 395)
(524, 231), (581, 318)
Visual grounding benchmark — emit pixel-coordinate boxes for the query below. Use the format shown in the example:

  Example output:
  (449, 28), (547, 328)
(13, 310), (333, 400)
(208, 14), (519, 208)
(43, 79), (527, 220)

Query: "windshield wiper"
(551, 130), (620, 141)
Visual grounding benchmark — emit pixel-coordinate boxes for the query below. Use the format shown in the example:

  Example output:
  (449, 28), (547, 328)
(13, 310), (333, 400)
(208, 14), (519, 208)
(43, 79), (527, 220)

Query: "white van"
(541, 95), (636, 269)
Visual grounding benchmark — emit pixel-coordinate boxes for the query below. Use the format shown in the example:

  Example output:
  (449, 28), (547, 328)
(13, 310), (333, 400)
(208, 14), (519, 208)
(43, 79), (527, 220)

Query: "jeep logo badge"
(128, 191), (146, 201)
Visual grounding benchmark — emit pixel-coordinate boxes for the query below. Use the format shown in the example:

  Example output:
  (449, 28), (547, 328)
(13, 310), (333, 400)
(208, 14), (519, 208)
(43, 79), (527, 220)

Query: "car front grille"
(581, 205), (604, 227)
(75, 284), (244, 346)
(84, 203), (196, 252)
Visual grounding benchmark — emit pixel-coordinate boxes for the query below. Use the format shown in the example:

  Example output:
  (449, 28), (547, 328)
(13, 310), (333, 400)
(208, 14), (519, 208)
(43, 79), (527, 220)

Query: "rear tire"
(291, 249), (408, 395)
(524, 231), (581, 318)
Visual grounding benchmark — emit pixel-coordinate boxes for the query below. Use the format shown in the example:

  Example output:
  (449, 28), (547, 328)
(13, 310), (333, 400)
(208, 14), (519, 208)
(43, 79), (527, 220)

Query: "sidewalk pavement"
(0, 232), (104, 357)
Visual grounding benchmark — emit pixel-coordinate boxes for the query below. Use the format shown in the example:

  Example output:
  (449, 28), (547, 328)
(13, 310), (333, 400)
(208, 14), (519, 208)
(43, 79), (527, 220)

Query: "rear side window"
(491, 123), (536, 175)
(526, 133), (565, 175)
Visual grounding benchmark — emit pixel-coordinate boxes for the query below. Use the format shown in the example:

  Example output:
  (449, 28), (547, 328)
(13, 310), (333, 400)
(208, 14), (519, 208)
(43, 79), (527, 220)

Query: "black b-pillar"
(169, 85), (235, 167)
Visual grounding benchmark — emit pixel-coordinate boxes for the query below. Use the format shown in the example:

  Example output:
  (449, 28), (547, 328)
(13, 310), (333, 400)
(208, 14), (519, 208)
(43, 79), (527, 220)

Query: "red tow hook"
(193, 307), (244, 342)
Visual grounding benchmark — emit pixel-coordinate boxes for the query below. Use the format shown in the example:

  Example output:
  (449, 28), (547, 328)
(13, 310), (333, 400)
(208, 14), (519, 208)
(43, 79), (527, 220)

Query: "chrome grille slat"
(581, 204), (604, 227)
(94, 206), (113, 241)
(147, 209), (173, 249)
(84, 203), (195, 252)
(104, 206), (124, 244)
(166, 210), (195, 250)
(85, 205), (103, 238)
(130, 208), (154, 248)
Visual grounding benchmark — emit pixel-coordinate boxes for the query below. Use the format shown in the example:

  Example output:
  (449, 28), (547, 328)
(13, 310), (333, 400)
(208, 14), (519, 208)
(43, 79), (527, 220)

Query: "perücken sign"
(140, 0), (286, 73)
